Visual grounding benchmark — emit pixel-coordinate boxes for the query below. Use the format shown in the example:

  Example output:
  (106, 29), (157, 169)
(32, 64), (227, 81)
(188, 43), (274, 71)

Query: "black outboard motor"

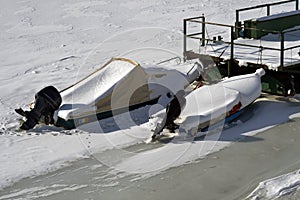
(15, 86), (62, 130)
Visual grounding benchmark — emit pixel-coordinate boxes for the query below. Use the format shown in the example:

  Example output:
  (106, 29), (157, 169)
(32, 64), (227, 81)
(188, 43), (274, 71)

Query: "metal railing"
(236, 0), (299, 33)
(183, 16), (300, 72)
(183, 15), (205, 62)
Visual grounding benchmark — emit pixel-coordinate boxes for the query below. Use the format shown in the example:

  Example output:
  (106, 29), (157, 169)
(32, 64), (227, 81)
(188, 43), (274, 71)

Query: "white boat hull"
(177, 69), (265, 134)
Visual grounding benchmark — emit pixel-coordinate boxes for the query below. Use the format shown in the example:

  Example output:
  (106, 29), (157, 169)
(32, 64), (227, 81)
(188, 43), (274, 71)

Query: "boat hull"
(176, 68), (265, 134)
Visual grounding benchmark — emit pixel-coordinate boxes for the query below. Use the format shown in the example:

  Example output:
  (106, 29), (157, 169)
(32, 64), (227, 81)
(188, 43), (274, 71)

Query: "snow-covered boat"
(16, 57), (201, 130)
(54, 58), (202, 129)
(152, 68), (265, 138)
(15, 57), (264, 133)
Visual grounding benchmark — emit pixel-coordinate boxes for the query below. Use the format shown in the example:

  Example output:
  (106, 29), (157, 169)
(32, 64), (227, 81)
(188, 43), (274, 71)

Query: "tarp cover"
(57, 58), (150, 119)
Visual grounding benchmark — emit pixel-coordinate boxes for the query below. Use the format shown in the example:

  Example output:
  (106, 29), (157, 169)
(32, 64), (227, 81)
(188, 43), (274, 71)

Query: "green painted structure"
(244, 10), (300, 39)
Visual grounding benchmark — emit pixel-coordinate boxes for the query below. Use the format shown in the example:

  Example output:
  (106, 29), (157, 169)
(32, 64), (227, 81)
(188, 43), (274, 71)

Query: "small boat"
(15, 57), (264, 133)
(15, 57), (201, 130)
(152, 68), (265, 139)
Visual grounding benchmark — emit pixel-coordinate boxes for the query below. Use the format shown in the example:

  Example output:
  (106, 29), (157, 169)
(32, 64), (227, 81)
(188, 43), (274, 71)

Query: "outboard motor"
(15, 86), (62, 130)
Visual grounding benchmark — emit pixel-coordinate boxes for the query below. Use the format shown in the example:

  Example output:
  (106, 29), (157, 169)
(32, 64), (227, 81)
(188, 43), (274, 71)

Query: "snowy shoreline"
(1, 97), (300, 195)
(1, 100), (300, 200)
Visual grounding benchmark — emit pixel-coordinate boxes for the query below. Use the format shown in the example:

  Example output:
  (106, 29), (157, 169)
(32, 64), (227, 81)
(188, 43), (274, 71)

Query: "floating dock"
(183, 0), (300, 96)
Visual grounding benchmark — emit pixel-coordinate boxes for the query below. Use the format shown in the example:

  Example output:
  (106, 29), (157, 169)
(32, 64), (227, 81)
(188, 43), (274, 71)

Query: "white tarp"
(55, 58), (201, 120)
(57, 58), (150, 119)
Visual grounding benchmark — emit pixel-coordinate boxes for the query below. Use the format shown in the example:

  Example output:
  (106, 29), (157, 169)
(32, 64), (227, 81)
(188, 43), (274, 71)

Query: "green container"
(244, 10), (300, 39)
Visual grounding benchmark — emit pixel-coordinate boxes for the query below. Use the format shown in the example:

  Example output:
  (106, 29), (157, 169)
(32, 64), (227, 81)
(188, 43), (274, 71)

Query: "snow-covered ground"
(1, 0), (300, 199)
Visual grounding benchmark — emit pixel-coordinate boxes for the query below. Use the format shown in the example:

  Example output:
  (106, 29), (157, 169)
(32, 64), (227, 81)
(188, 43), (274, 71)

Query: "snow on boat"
(53, 57), (201, 129)
(15, 57), (264, 133)
(177, 68), (265, 135)
(15, 57), (201, 130)
(150, 68), (265, 140)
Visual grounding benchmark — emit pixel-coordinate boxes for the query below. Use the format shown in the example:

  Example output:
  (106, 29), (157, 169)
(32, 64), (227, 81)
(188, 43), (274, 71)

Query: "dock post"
(201, 14), (206, 47)
(235, 10), (239, 38)
(183, 19), (187, 62)
(280, 32), (284, 70)
(267, 5), (270, 16)
(228, 26), (235, 77)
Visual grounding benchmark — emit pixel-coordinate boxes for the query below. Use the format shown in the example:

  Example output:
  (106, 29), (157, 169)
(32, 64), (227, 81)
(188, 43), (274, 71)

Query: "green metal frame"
(236, 0), (299, 38)
(244, 10), (300, 39)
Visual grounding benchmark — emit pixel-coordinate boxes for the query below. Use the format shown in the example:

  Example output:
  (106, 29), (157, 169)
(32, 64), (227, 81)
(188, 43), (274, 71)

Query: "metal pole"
(183, 19), (187, 62)
(280, 32), (285, 69)
(228, 26), (234, 77)
(296, 0), (299, 10)
(201, 15), (205, 47)
(267, 5), (270, 15)
(231, 26), (234, 61)
(235, 10), (239, 38)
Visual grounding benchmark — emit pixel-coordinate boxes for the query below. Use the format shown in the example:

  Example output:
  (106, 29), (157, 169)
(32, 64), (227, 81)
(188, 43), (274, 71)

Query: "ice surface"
(1, 0), (300, 197)
(247, 170), (300, 199)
